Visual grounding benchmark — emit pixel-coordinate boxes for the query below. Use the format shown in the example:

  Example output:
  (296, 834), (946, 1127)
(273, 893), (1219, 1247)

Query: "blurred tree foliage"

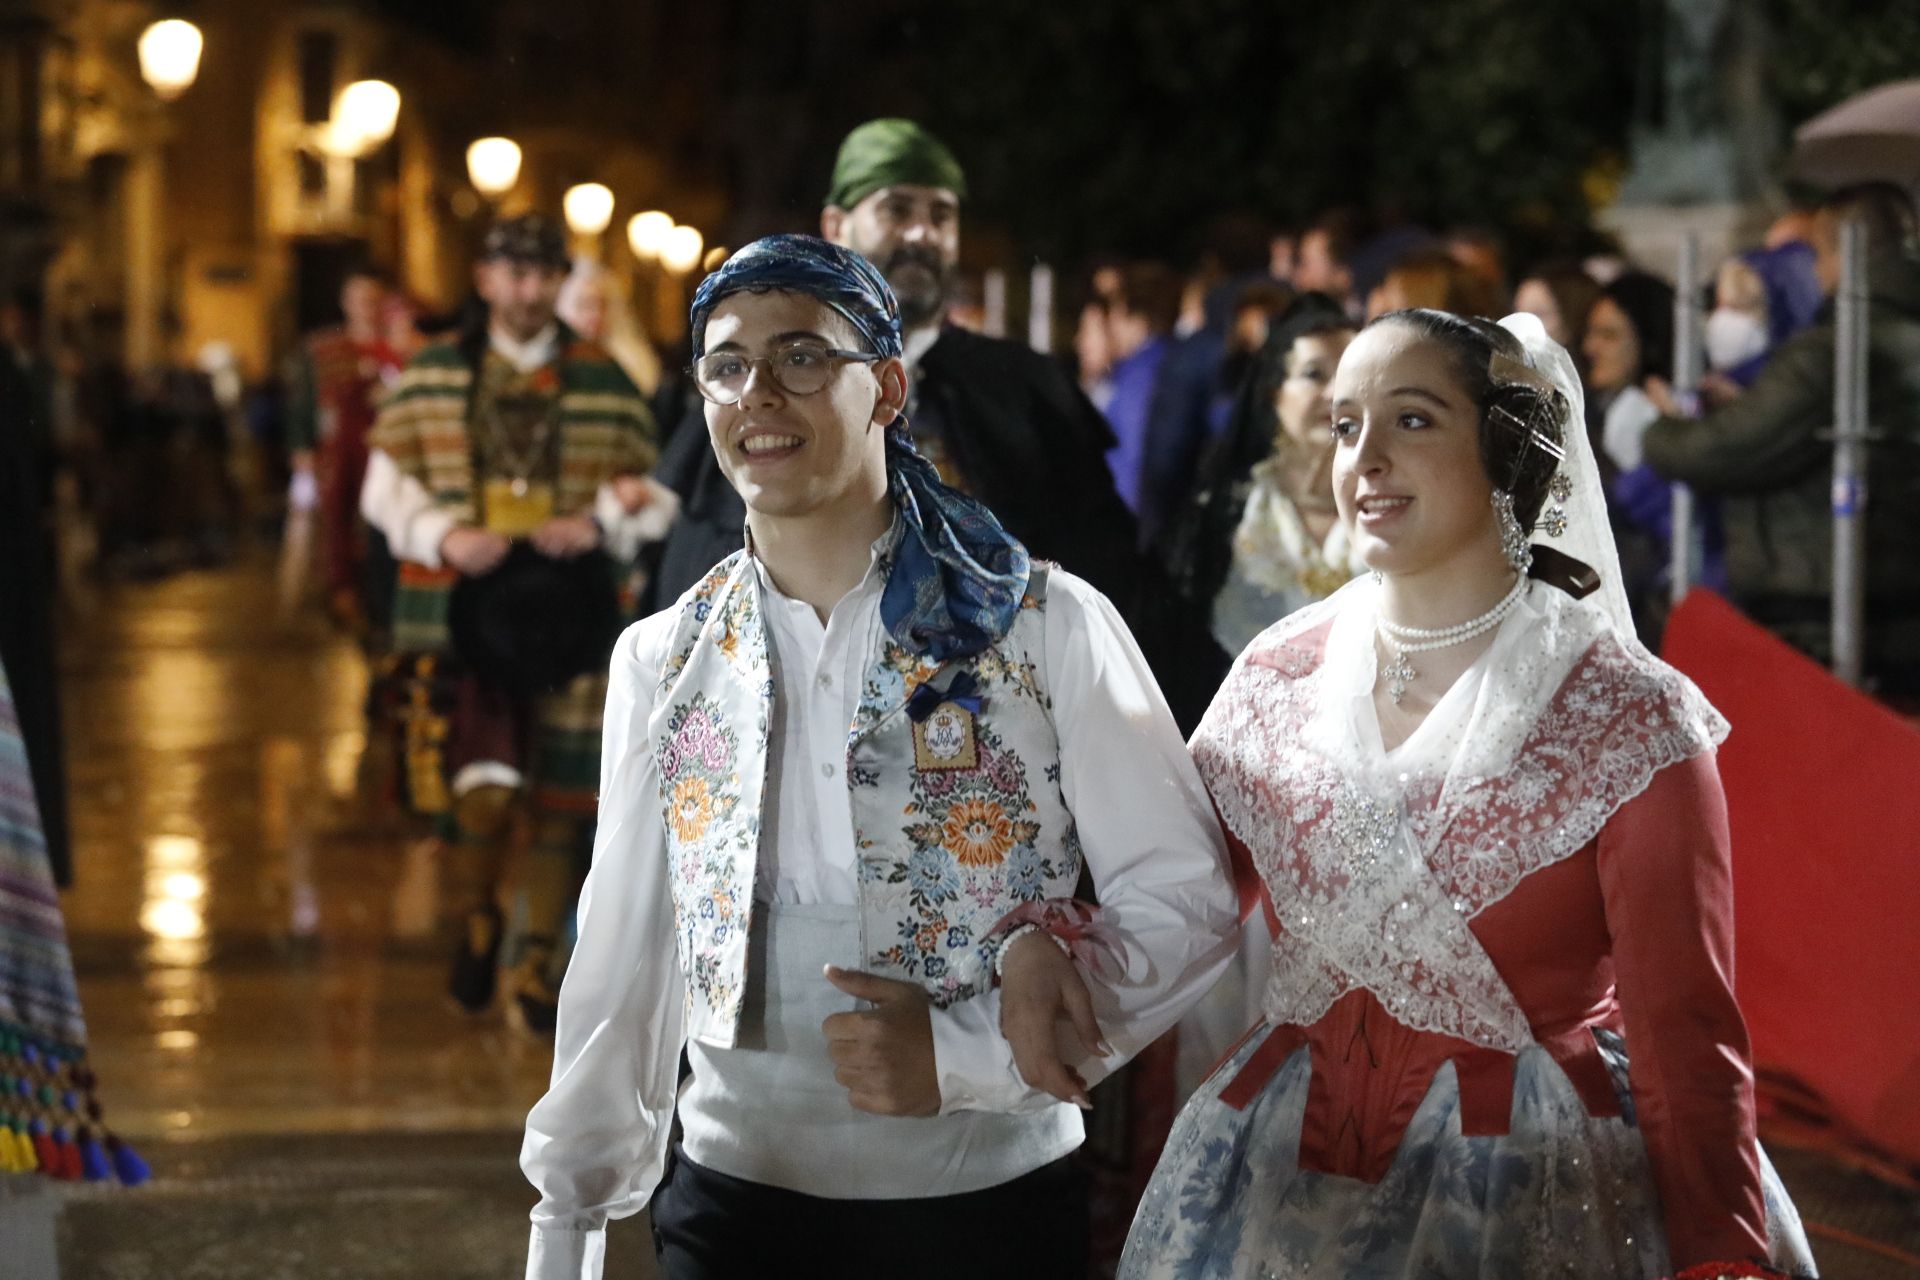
(918, 0), (1920, 267)
(917, 0), (1640, 263)
(1764, 0), (1920, 125)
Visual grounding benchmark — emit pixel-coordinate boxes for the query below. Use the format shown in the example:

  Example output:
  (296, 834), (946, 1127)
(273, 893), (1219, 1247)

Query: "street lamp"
(138, 19), (203, 101)
(128, 18), (203, 372)
(563, 183), (615, 237)
(333, 80), (400, 154)
(661, 224), (705, 274)
(466, 137), (521, 198)
(310, 80), (400, 225)
(626, 210), (672, 260)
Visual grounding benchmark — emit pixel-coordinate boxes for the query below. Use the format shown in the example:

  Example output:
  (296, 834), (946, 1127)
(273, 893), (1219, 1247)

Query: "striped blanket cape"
(0, 659), (146, 1183)
(370, 329), (656, 653)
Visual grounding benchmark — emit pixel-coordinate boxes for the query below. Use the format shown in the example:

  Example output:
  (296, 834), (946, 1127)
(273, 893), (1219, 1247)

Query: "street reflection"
(62, 564), (551, 1142)
(324, 729), (366, 801)
(141, 833), (209, 969)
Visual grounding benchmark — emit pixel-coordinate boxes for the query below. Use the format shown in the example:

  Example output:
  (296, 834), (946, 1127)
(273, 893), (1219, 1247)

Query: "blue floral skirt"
(1120, 1027), (1817, 1280)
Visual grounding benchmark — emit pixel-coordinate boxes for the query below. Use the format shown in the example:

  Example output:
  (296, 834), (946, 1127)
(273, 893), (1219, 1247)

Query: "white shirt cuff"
(929, 990), (1084, 1116)
(406, 507), (458, 570)
(527, 1223), (606, 1280)
(359, 448), (458, 569)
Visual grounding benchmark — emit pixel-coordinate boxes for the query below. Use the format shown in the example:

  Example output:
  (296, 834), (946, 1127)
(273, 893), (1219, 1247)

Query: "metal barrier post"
(1028, 263), (1053, 355)
(1670, 232), (1702, 605)
(1832, 218), (1870, 687)
(982, 269), (1007, 340)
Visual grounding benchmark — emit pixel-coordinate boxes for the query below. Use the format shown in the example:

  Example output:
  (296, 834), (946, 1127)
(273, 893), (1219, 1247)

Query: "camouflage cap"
(481, 213), (570, 269)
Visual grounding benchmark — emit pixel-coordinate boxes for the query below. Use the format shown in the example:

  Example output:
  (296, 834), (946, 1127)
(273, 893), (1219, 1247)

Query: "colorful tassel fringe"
(0, 1022), (147, 1185)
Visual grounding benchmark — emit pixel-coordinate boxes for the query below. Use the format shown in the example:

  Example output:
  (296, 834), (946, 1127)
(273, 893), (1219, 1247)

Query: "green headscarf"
(824, 118), (968, 211)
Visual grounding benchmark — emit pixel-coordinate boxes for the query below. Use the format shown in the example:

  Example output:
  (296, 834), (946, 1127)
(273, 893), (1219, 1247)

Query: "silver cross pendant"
(1382, 645), (1417, 706)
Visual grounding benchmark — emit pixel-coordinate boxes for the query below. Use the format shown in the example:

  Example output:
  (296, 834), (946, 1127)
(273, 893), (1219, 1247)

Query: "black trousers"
(649, 1144), (1089, 1280)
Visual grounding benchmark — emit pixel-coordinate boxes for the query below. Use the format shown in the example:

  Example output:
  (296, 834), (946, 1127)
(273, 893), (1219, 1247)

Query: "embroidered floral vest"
(652, 551), (1083, 1048)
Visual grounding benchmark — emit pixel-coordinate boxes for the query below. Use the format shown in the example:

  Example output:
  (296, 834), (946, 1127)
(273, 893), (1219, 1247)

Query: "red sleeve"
(1597, 751), (1769, 1266)
(1219, 816), (1278, 933)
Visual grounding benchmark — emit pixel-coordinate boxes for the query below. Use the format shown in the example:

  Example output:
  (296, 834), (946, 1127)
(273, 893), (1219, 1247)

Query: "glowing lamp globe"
(335, 80), (400, 152)
(138, 19), (204, 101)
(564, 183), (616, 237)
(661, 224), (705, 274)
(627, 211), (673, 260)
(466, 137), (522, 198)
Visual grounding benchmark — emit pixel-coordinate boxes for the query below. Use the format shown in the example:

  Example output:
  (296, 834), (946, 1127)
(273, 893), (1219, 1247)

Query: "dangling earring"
(1491, 489), (1532, 573)
(1540, 472), (1573, 538)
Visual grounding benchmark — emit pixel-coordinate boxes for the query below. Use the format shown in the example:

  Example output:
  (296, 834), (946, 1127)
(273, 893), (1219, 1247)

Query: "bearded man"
(648, 119), (1144, 620)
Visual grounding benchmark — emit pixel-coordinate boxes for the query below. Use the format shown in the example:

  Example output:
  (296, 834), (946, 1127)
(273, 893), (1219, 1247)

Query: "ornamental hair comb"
(1487, 350), (1557, 396)
(1486, 401), (1568, 463)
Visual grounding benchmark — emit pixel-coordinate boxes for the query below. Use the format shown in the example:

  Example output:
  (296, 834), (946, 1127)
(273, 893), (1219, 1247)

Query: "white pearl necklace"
(1376, 576), (1528, 705)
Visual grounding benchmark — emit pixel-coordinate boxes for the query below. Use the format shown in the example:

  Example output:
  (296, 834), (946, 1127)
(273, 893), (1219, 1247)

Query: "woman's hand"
(997, 931), (1111, 1109)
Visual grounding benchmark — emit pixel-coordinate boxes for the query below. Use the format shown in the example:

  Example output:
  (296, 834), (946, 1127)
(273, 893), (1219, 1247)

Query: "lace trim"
(1193, 607), (1728, 1052)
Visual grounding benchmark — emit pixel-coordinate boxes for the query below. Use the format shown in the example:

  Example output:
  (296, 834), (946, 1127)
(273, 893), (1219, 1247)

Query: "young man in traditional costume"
(359, 214), (659, 1031)
(648, 119), (1144, 617)
(520, 236), (1237, 1280)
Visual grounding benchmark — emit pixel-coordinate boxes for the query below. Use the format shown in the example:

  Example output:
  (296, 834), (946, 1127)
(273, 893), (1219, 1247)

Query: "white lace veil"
(1494, 312), (1635, 633)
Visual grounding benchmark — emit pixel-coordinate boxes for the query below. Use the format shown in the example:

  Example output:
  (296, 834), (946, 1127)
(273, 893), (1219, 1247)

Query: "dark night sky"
(354, 0), (1920, 271)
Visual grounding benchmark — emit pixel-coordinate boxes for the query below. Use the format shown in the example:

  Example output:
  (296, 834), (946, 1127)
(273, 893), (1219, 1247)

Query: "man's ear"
(872, 357), (909, 428)
(820, 205), (848, 247)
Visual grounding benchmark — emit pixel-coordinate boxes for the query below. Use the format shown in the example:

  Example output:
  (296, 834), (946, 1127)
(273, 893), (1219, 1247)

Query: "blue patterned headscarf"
(690, 235), (1030, 661)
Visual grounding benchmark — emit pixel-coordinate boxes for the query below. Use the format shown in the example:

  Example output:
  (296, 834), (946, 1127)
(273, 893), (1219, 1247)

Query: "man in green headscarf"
(649, 119), (1148, 632)
(821, 118), (968, 334)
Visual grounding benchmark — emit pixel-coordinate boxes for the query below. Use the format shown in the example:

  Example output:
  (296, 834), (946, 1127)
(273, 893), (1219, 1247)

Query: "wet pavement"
(24, 557), (1920, 1277)
(42, 558), (661, 1278)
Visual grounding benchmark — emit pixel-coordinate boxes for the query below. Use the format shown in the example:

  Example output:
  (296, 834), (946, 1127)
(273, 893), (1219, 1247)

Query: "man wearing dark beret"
(647, 118), (1148, 629)
(360, 213), (660, 1032)
(521, 236), (1236, 1280)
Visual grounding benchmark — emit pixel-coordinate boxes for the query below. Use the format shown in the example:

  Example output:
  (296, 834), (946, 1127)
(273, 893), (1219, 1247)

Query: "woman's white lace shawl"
(1191, 583), (1729, 1053)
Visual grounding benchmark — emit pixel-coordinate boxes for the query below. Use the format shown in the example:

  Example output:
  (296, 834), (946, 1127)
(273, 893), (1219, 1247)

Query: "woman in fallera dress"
(1114, 310), (1817, 1278)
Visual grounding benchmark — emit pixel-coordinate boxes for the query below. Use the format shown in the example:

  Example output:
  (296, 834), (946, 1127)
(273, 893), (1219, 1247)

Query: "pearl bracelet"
(991, 924), (1066, 980)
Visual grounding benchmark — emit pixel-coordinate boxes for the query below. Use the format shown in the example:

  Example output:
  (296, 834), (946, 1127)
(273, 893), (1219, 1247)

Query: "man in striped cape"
(361, 213), (660, 1032)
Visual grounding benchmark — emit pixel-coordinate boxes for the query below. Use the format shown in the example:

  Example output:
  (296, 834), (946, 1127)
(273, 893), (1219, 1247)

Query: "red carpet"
(1662, 590), (1920, 1171)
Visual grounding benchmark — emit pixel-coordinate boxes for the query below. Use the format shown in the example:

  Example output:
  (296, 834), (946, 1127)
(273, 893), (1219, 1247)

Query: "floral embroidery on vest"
(849, 569), (1080, 1008)
(657, 555), (1079, 1038)
(659, 693), (747, 1011)
(873, 719), (1068, 993)
(655, 553), (771, 1044)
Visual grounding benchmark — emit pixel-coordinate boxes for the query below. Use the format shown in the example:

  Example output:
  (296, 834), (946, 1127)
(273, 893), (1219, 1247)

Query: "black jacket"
(0, 354), (70, 885)
(644, 327), (1146, 619)
(1643, 251), (1920, 688)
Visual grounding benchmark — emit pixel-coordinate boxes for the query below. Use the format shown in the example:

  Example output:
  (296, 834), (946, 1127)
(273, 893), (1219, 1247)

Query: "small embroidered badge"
(912, 701), (979, 771)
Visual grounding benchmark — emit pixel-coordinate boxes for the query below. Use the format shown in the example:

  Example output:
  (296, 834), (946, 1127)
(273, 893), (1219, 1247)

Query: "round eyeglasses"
(689, 343), (882, 405)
